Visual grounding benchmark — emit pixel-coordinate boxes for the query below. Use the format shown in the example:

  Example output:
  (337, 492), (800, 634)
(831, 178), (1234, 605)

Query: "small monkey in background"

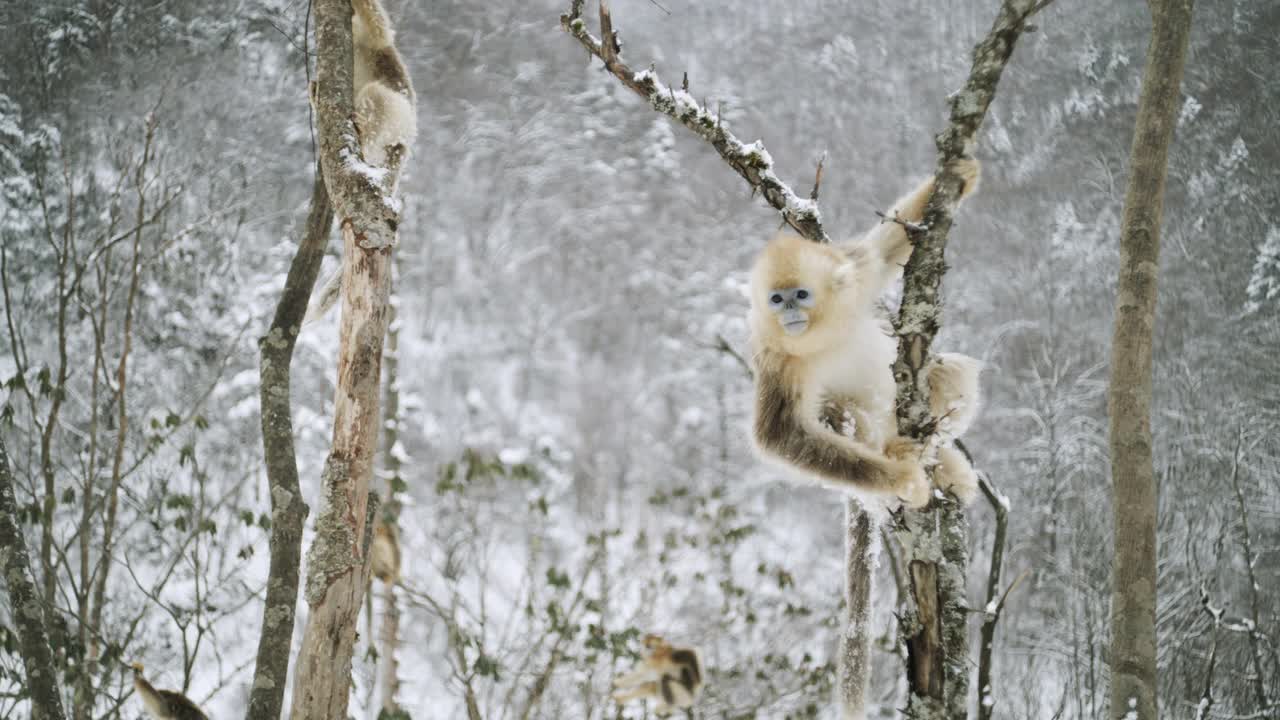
(130, 663), (208, 720)
(307, 0), (417, 323)
(370, 521), (401, 584)
(612, 634), (704, 716)
(749, 159), (983, 508)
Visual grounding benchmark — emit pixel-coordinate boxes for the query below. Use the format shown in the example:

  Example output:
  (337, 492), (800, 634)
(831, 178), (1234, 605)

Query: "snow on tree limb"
(559, 0), (829, 243)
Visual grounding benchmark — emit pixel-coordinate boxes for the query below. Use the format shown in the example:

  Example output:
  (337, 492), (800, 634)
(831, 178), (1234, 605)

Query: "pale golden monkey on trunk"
(749, 159), (984, 508)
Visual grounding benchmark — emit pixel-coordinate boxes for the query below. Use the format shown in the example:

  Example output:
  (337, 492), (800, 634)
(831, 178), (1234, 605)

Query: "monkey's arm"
(851, 158), (980, 293)
(752, 360), (926, 504)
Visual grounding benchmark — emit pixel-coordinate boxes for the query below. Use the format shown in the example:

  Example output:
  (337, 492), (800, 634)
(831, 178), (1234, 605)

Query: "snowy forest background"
(1, 0), (1278, 718)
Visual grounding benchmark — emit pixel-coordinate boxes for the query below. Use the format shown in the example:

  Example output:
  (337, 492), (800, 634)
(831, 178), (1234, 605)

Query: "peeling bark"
(1107, 2), (1193, 718)
(245, 162), (331, 720)
(0, 436), (67, 720)
(288, 0), (407, 715)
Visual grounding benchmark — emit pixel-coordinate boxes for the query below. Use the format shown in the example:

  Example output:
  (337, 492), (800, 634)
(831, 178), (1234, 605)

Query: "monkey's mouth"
(782, 319), (809, 335)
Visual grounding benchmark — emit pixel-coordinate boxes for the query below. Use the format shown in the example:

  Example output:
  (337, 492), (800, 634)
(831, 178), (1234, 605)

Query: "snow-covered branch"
(559, 0), (828, 243)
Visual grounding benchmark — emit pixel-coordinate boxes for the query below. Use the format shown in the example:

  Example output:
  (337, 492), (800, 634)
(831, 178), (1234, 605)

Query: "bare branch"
(709, 333), (753, 378)
(809, 152), (826, 202)
(874, 210), (928, 235)
(244, 159), (329, 720)
(560, 1), (828, 242)
(975, 470), (1009, 720)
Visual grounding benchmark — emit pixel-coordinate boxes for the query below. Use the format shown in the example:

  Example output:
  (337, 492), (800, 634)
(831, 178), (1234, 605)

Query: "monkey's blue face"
(767, 287), (815, 336)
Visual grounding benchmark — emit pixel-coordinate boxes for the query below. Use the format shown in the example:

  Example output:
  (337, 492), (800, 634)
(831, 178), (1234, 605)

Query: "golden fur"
(304, 0), (417, 324)
(130, 663), (208, 720)
(611, 634), (704, 715)
(351, 0), (417, 167)
(370, 521), (401, 584)
(748, 160), (982, 508)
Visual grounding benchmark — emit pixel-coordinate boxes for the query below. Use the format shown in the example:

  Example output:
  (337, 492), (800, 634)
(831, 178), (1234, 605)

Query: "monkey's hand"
(884, 437), (930, 509)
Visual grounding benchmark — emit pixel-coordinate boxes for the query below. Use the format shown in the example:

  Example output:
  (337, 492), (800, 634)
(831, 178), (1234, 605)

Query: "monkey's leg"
(355, 82), (415, 169)
(926, 352), (982, 437)
(611, 667), (653, 688)
(660, 675), (697, 707)
(612, 681), (659, 703)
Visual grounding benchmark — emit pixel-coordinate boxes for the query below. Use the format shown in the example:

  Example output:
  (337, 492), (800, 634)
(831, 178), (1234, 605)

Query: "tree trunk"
(288, 0), (407, 715)
(244, 163), (331, 720)
(0, 436), (67, 720)
(1107, 2), (1193, 718)
(890, 3), (1043, 716)
(379, 268), (405, 717)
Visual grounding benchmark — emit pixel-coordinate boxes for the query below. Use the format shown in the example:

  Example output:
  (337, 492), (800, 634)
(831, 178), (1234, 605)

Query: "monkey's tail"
(303, 266), (343, 325)
(351, 0), (395, 48)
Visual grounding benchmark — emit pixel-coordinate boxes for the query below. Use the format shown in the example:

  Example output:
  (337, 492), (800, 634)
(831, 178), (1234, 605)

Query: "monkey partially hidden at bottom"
(131, 663), (208, 720)
(749, 159), (983, 508)
(612, 634), (704, 716)
(306, 0), (417, 322)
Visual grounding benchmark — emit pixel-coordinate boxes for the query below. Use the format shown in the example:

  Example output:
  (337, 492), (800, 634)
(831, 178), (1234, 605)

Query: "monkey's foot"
(926, 353), (982, 437)
(933, 445), (978, 505)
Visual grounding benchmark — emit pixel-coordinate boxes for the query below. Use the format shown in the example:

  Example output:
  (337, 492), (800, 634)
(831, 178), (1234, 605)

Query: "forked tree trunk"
(1106, 2), (1193, 718)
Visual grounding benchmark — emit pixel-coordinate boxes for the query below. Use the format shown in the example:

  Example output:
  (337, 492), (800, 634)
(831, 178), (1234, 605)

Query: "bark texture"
(890, 2), (1046, 716)
(0, 436), (67, 720)
(1107, 1), (1193, 718)
(289, 0), (406, 716)
(245, 163), (331, 720)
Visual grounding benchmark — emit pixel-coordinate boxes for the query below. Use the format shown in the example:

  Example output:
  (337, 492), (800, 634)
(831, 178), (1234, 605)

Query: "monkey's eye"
(769, 293), (784, 305)
(796, 289), (809, 300)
